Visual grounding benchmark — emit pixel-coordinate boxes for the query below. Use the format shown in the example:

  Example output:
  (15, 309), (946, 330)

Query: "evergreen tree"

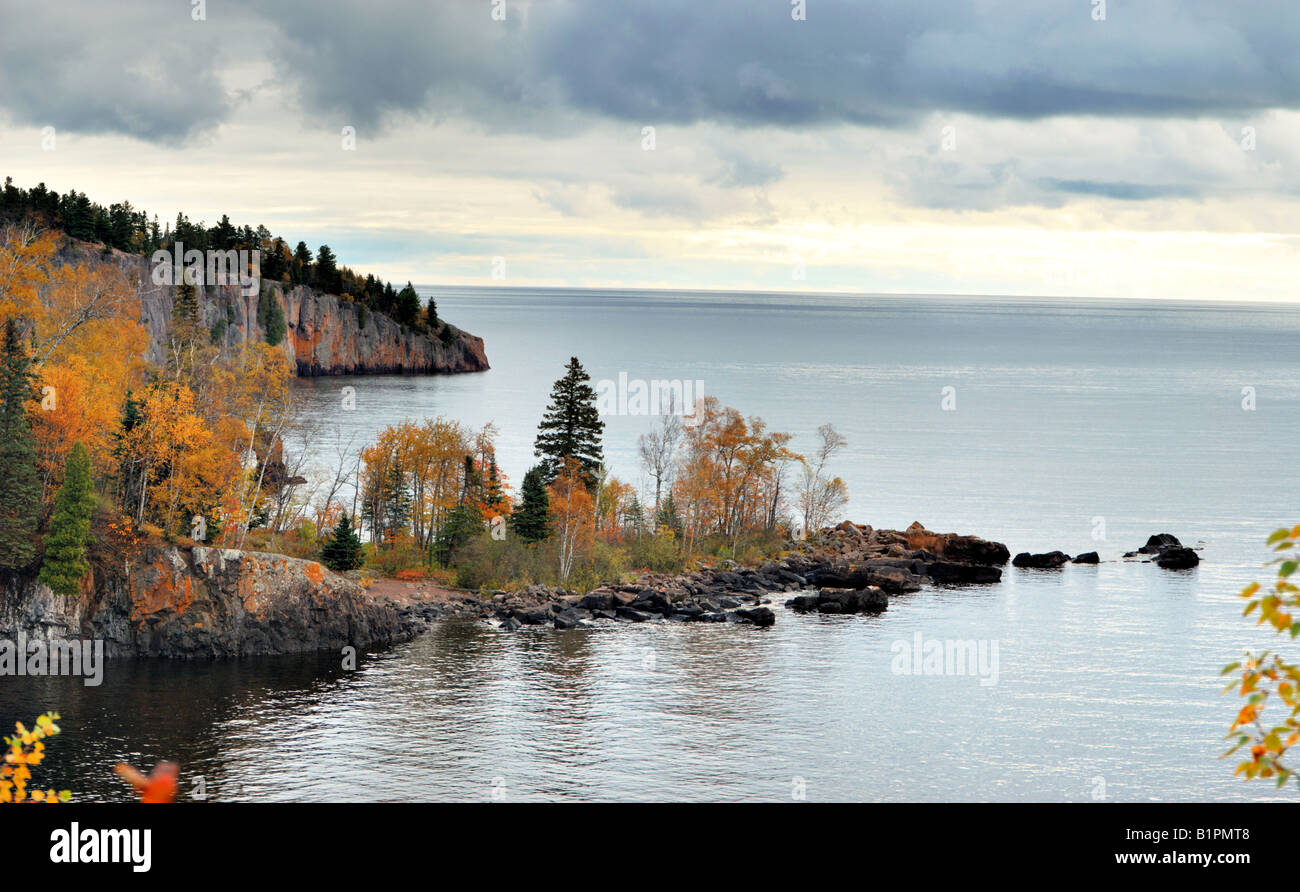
(0, 320), (42, 571)
(485, 460), (504, 509)
(314, 244), (340, 293)
(462, 454), (482, 503)
(432, 502), (482, 567)
(425, 297), (438, 330)
(510, 465), (550, 543)
(534, 357), (605, 484)
(258, 289), (287, 346)
(380, 463), (411, 541)
(622, 495), (647, 539)
(321, 513), (364, 571)
(655, 492), (683, 537)
(292, 241), (313, 284)
(395, 282), (421, 326)
(172, 281), (199, 330)
(38, 443), (96, 595)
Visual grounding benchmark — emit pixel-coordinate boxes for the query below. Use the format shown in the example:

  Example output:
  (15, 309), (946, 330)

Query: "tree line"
(0, 177), (445, 334)
(319, 356), (850, 591)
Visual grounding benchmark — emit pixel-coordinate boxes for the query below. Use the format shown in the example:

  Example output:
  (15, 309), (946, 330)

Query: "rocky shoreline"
(394, 522), (1015, 628)
(0, 546), (423, 659)
(0, 525), (1203, 658)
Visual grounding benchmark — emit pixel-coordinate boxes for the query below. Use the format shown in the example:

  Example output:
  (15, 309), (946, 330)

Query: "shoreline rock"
(0, 546), (423, 659)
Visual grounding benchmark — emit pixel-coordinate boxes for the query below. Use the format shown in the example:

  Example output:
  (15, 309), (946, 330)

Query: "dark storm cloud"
(255, 0), (1300, 128)
(4, 1), (1295, 142)
(0, 4), (239, 142)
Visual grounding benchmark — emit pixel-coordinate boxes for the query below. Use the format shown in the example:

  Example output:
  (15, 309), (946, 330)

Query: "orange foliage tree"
(549, 457), (595, 583)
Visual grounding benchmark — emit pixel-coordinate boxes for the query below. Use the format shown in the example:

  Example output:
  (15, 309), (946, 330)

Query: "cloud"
(1039, 179), (1200, 201)
(0, 4), (251, 143)
(6, 1), (1299, 144)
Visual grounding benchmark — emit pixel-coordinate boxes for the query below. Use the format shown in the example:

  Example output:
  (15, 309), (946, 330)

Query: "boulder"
(900, 523), (1010, 565)
(1156, 547), (1199, 569)
(1012, 551), (1071, 569)
(579, 592), (614, 611)
(925, 561), (1002, 584)
(1072, 552), (1099, 564)
(1138, 534), (1182, 554)
(730, 607), (776, 627)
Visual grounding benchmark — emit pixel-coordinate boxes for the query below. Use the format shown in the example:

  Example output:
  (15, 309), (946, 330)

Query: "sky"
(2, 0), (1298, 302)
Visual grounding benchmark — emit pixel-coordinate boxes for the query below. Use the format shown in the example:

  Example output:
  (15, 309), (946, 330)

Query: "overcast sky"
(2, 0), (1298, 301)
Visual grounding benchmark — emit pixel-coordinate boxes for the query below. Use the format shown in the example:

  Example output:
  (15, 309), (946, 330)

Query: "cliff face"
(81, 244), (489, 376)
(0, 547), (423, 659)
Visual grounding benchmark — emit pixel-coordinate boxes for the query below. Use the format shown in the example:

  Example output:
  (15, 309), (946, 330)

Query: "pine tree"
(485, 460), (504, 509)
(396, 282), (421, 326)
(425, 297), (438, 330)
(38, 443), (96, 595)
(533, 356), (604, 485)
(321, 513), (364, 571)
(380, 463), (411, 541)
(0, 319), (42, 571)
(314, 244), (340, 293)
(655, 492), (682, 537)
(432, 502), (482, 567)
(510, 465), (550, 543)
(257, 289), (286, 346)
(623, 495), (647, 538)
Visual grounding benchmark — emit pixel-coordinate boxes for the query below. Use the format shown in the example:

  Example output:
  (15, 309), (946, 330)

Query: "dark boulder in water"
(1138, 533), (1182, 554)
(925, 561), (1002, 584)
(1072, 552), (1100, 564)
(1012, 551), (1071, 569)
(1155, 547), (1199, 569)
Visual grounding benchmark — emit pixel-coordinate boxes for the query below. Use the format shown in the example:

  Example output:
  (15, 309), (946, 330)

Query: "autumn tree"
(0, 319), (42, 571)
(672, 397), (799, 550)
(0, 221), (56, 322)
(38, 443), (95, 595)
(28, 259), (148, 490)
(548, 457), (595, 583)
(534, 356), (604, 485)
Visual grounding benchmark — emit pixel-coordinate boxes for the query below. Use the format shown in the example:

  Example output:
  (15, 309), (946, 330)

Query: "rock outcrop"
(67, 241), (489, 376)
(0, 547), (422, 658)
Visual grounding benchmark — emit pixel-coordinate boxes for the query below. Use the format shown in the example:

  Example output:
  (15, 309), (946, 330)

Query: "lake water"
(7, 289), (1299, 801)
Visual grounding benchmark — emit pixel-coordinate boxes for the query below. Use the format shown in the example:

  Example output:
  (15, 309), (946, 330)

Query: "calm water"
(6, 289), (1299, 801)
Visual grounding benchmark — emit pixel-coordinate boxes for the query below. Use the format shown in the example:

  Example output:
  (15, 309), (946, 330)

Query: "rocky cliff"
(71, 242), (489, 376)
(0, 547), (423, 659)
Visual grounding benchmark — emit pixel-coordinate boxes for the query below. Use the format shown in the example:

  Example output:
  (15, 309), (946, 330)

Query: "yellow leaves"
(0, 221), (57, 321)
(1232, 704), (1259, 731)
(1225, 525), (1300, 789)
(1, 713), (69, 804)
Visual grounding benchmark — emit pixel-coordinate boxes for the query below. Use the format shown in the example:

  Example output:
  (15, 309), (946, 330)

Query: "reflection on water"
(7, 292), (1296, 802)
(0, 556), (1287, 802)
